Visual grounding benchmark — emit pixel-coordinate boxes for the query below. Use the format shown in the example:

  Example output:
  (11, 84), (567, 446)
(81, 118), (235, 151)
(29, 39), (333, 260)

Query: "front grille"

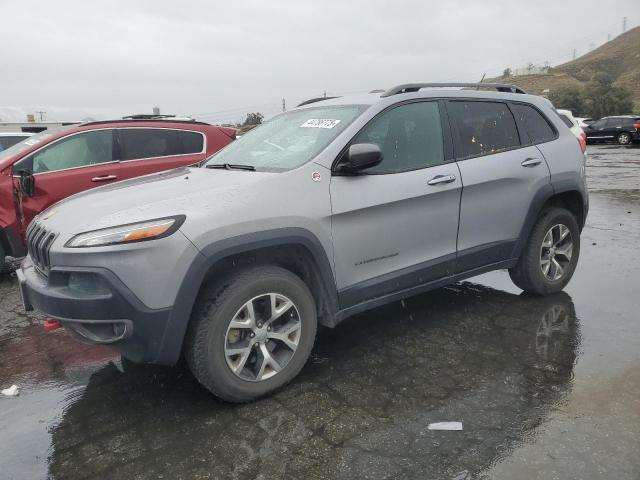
(26, 222), (57, 274)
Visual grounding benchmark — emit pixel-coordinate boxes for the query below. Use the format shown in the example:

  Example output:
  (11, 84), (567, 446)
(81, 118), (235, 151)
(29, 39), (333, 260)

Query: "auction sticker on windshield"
(300, 119), (341, 129)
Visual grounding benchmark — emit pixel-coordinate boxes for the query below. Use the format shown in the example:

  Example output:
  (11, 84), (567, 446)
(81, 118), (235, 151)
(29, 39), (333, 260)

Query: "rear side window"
(510, 103), (556, 144)
(119, 129), (204, 161)
(605, 118), (623, 127)
(180, 130), (205, 153)
(449, 101), (520, 158)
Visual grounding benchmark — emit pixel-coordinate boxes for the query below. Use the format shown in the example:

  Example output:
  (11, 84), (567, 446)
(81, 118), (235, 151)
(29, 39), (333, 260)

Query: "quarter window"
(30, 130), (114, 174)
(119, 129), (203, 161)
(510, 104), (556, 144)
(352, 101), (444, 174)
(449, 101), (520, 158)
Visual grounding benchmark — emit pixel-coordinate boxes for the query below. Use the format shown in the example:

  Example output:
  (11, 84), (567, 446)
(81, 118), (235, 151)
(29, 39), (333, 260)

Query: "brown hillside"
(490, 26), (640, 110)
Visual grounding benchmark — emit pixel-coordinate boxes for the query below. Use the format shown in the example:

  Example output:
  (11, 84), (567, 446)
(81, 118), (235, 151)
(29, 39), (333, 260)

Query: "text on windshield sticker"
(300, 119), (341, 129)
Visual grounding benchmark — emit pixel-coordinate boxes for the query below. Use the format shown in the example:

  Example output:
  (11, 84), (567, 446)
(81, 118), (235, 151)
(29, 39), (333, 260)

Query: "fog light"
(68, 273), (110, 295)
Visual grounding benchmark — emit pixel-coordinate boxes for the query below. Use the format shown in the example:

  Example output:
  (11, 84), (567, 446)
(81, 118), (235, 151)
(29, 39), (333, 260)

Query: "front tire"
(509, 207), (580, 295)
(185, 265), (317, 402)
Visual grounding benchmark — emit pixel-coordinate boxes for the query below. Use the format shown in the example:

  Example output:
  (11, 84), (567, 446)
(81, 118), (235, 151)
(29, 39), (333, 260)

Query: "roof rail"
(296, 96), (340, 107)
(121, 114), (196, 121)
(81, 117), (211, 127)
(380, 83), (527, 97)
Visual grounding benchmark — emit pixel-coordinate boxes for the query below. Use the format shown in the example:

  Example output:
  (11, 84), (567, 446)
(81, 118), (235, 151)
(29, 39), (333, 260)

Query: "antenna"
(477, 73), (486, 90)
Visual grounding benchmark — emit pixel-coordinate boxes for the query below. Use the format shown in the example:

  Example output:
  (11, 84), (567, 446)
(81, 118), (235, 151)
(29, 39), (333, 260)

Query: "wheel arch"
(155, 228), (338, 365)
(512, 181), (587, 259)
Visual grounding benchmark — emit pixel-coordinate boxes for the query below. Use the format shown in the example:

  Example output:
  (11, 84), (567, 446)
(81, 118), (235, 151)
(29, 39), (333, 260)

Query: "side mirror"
(341, 143), (383, 173)
(18, 170), (35, 197)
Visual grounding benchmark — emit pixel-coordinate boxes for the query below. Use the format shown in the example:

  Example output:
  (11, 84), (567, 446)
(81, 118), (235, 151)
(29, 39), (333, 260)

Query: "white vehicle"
(0, 132), (32, 152)
(556, 110), (583, 138)
(575, 117), (594, 129)
(556, 110), (587, 152)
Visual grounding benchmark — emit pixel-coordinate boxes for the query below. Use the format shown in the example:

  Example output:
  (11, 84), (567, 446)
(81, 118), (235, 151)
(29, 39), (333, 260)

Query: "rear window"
(0, 136), (30, 151)
(448, 101), (520, 158)
(119, 129), (204, 161)
(510, 103), (556, 144)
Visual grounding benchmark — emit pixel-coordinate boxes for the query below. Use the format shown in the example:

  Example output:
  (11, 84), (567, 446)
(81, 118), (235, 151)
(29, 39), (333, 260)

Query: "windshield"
(204, 105), (368, 171)
(0, 127), (67, 163)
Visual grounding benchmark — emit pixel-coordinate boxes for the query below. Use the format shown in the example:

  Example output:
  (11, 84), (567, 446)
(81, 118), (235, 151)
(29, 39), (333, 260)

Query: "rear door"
(12, 129), (119, 233)
(116, 128), (206, 180)
(330, 100), (462, 306)
(448, 100), (552, 272)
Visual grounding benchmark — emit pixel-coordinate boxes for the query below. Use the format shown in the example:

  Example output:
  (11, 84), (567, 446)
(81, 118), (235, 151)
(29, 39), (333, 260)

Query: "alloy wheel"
(540, 224), (573, 281)
(224, 293), (302, 381)
(618, 133), (631, 145)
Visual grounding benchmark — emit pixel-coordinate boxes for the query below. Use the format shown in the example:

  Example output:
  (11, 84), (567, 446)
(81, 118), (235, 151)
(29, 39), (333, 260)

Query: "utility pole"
(282, 98), (286, 112)
(623, 16), (627, 33)
(323, 90), (326, 99)
(35, 111), (46, 121)
(573, 48), (576, 60)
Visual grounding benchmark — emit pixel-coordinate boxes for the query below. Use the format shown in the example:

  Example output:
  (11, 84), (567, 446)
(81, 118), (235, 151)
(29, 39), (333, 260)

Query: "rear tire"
(617, 132), (632, 145)
(184, 265), (317, 402)
(509, 207), (580, 295)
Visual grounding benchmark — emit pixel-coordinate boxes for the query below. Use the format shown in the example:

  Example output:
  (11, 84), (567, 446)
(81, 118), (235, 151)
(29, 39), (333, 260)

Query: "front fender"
(154, 227), (337, 365)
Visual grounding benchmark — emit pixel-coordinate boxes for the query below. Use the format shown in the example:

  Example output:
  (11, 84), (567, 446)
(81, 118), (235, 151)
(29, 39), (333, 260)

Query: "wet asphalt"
(0, 145), (639, 480)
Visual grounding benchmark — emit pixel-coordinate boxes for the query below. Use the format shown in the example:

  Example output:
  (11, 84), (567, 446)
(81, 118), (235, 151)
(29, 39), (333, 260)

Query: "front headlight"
(65, 215), (185, 248)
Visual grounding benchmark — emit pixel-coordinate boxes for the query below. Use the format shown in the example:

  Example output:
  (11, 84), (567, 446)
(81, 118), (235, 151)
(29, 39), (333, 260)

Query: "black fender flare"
(155, 227), (337, 365)
(512, 179), (587, 259)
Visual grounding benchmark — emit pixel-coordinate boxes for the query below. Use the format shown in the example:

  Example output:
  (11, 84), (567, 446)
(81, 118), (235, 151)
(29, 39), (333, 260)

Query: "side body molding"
(155, 227), (338, 365)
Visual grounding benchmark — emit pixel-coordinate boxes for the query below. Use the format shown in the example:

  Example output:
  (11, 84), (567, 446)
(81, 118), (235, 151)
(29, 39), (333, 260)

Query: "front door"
(330, 101), (461, 307)
(12, 129), (119, 233)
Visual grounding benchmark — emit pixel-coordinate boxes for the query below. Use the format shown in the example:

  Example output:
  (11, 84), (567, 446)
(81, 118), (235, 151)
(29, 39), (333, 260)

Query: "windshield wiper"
(205, 163), (256, 171)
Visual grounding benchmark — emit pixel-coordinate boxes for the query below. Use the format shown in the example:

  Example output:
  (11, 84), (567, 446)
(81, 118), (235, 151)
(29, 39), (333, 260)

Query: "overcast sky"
(1, 0), (637, 123)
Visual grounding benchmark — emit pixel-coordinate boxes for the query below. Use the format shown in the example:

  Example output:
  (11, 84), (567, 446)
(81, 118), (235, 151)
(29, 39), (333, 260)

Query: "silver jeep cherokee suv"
(18, 83), (588, 402)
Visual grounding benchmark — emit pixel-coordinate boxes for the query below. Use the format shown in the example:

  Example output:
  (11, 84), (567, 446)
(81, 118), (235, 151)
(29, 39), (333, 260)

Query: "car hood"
(35, 167), (276, 235)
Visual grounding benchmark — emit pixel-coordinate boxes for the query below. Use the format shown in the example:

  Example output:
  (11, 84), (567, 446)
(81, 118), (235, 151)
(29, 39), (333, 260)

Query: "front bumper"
(18, 256), (173, 364)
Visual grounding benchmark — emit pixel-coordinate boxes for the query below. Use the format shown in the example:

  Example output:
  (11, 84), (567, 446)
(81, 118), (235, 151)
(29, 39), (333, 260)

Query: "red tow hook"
(43, 319), (63, 331)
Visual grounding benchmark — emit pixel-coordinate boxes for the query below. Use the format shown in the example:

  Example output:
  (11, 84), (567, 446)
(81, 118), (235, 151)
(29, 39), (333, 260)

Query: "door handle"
(427, 174), (456, 185)
(521, 158), (542, 167)
(91, 174), (118, 182)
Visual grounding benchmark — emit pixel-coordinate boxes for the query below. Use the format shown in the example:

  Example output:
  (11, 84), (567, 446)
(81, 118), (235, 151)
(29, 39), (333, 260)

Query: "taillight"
(578, 132), (587, 153)
(633, 123), (640, 130)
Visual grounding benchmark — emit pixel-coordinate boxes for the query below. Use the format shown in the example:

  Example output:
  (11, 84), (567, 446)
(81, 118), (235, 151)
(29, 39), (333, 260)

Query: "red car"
(0, 118), (235, 271)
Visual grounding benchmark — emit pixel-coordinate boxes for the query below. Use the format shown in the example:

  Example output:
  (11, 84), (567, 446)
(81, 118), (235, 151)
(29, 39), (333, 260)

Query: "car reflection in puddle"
(43, 282), (579, 479)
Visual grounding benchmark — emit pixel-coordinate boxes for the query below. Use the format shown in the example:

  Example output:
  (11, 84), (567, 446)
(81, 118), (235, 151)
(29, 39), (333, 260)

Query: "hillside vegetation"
(490, 26), (640, 111)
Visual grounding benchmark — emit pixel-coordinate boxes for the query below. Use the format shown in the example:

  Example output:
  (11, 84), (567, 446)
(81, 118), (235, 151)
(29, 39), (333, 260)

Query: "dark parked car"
(583, 116), (640, 145)
(0, 117), (236, 272)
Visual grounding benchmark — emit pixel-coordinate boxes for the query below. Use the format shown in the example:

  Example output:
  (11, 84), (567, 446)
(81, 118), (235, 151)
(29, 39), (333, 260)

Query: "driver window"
(31, 130), (114, 174)
(352, 101), (444, 174)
